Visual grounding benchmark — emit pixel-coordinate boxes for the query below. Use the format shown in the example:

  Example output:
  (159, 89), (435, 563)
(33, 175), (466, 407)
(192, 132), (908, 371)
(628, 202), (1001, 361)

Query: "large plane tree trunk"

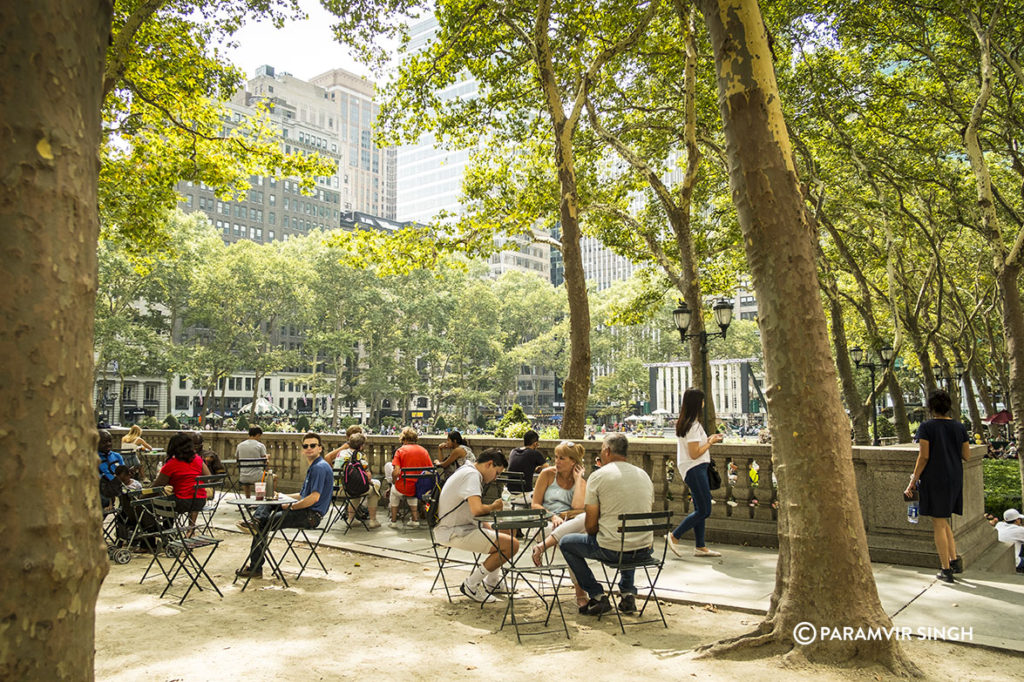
(695, 0), (915, 672)
(0, 2), (114, 679)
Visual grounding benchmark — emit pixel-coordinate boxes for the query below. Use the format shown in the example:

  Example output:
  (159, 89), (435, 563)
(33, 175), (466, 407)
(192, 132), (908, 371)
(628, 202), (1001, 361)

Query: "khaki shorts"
(444, 527), (505, 555)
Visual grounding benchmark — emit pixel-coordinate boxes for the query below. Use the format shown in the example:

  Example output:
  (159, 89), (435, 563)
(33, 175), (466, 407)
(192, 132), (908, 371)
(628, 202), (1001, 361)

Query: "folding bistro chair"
(235, 456), (268, 497)
(595, 511), (673, 634)
(325, 470), (371, 534)
(276, 518), (330, 580)
(427, 520), (481, 602)
(495, 471), (532, 509)
(184, 474), (226, 536)
(484, 509), (569, 643)
(144, 497), (223, 605)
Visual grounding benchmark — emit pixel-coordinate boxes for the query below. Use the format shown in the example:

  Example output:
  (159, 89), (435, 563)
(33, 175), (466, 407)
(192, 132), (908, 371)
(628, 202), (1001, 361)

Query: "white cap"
(1004, 508), (1022, 523)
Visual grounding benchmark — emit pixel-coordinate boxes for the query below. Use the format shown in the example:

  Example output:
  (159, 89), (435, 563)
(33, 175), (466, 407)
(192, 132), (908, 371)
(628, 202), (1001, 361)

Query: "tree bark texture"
(0, 2), (113, 679)
(696, 0), (914, 671)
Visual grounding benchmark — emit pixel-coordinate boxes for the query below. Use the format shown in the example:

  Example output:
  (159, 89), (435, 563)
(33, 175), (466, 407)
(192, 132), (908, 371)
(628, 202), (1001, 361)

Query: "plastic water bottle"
(501, 487), (511, 505)
(907, 501), (919, 524)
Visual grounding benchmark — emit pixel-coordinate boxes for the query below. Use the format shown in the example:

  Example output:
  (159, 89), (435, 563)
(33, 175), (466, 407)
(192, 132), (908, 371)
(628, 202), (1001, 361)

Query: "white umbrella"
(237, 397), (284, 415)
(652, 408), (671, 416)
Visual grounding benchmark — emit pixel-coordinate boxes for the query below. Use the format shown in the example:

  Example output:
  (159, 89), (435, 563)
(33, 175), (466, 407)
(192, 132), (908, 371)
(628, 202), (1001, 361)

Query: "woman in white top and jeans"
(668, 388), (723, 558)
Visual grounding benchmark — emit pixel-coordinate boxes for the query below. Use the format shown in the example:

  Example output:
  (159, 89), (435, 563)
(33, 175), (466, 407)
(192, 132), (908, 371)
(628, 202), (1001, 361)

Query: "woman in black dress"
(904, 390), (971, 583)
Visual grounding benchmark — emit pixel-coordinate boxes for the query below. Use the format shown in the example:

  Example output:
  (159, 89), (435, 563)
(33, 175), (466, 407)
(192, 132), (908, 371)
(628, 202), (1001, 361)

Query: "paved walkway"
(210, 503), (1023, 652)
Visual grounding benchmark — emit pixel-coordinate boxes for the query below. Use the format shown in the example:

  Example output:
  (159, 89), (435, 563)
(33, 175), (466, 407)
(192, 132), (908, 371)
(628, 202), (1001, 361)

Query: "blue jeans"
(558, 532), (651, 599)
(672, 462), (711, 547)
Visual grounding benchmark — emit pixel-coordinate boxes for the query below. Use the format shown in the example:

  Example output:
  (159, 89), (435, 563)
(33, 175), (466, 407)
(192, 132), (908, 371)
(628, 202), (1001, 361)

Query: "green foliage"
(495, 404), (529, 437)
(502, 421), (532, 441)
(295, 415), (310, 433)
(984, 459), (1023, 516)
(236, 413), (249, 432)
(434, 415), (448, 432)
(137, 416), (163, 430)
(876, 416), (896, 439)
(163, 414), (180, 430)
(538, 426), (561, 440)
(101, 0), (332, 247)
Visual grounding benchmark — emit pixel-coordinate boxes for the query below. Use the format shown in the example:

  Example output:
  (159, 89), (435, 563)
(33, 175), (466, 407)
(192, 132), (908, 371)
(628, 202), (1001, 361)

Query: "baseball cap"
(1004, 509), (1022, 523)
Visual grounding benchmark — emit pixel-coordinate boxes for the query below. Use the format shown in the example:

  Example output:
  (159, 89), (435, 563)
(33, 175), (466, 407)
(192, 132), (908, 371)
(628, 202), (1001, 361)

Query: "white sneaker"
(406, 520), (420, 529)
(483, 578), (512, 596)
(367, 520), (381, 529)
(460, 579), (487, 603)
(388, 520), (402, 529)
(667, 533), (683, 558)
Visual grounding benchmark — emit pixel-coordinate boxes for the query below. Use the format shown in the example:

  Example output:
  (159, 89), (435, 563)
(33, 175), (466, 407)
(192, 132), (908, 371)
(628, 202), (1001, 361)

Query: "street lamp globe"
(713, 299), (734, 331)
(880, 345), (894, 362)
(673, 300), (692, 337)
(850, 346), (864, 365)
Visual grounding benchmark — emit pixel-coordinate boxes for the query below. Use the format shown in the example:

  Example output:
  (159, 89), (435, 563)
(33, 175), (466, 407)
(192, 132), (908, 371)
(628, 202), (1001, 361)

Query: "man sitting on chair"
(236, 432), (334, 579)
(558, 432), (653, 616)
(434, 448), (515, 602)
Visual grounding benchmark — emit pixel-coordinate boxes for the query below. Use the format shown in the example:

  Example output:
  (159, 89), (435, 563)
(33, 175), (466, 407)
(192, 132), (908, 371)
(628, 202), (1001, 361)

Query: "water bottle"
(907, 501), (919, 524)
(501, 486), (511, 506)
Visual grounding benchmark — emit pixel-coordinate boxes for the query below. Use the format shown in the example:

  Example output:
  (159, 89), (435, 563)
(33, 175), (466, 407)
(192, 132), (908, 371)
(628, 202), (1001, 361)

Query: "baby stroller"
(105, 487), (163, 565)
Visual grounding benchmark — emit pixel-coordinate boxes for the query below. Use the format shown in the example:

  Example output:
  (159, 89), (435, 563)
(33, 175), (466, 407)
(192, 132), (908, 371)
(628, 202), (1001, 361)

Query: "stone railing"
(116, 429), (992, 568)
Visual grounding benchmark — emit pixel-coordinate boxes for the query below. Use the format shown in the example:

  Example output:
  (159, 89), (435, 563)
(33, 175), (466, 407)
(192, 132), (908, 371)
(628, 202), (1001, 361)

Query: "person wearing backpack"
(335, 433), (381, 529)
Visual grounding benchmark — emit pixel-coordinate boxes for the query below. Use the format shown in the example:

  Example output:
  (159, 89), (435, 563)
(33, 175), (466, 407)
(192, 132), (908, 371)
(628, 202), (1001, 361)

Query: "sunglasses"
(301, 442), (319, 449)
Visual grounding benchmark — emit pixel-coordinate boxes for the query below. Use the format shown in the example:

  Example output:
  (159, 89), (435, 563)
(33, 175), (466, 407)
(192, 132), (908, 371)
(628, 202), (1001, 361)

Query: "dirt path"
(95, 533), (1018, 681)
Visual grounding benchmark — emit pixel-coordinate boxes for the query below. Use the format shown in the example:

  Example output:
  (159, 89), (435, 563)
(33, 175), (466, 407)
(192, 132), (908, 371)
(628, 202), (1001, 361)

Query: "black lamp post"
(850, 345), (894, 446)
(673, 299), (734, 427)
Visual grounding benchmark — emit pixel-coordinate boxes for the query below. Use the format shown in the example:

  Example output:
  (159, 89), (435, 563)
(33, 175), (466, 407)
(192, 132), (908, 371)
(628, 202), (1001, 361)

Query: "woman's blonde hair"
(124, 424), (142, 441)
(554, 440), (584, 466)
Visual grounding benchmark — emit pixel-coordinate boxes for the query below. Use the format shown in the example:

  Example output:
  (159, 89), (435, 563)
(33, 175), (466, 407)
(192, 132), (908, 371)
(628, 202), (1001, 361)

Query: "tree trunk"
(0, 2), (113, 679)
(695, 0), (915, 671)
(961, 357), (984, 436)
(826, 286), (870, 444)
(555, 137), (591, 440)
(886, 373), (912, 443)
(995, 261), (1024, 495)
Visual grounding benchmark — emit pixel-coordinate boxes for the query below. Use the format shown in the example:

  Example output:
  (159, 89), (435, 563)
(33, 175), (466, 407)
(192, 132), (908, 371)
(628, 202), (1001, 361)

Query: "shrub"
(538, 425), (560, 440)
(163, 414), (180, 430)
(295, 415), (310, 433)
(474, 414), (487, 429)
(503, 420), (532, 440)
(434, 415), (448, 432)
(236, 414), (249, 432)
(495, 404), (529, 437)
(137, 416), (162, 430)
(984, 459), (1023, 516)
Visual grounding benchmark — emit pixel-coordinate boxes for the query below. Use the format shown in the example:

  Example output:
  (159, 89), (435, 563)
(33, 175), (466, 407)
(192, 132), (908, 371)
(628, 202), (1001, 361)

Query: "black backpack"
(342, 454), (371, 498)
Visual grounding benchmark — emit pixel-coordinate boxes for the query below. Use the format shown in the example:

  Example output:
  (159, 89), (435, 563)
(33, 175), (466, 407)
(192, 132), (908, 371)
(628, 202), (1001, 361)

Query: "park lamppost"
(931, 362), (965, 392)
(850, 345), (894, 446)
(673, 299), (734, 427)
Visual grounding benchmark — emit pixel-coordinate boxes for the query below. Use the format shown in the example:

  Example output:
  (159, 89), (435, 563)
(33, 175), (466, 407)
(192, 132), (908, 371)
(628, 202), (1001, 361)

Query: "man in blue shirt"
(237, 432), (334, 578)
(97, 430), (124, 505)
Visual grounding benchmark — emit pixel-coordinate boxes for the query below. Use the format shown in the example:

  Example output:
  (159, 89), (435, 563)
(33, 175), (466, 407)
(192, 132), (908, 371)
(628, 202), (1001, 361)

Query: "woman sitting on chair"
(528, 440), (589, 610)
(153, 432), (211, 533)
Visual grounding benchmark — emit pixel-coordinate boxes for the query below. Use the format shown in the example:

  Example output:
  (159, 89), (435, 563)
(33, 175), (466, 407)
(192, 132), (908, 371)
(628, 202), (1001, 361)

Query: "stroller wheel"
(113, 548), (132, 565)
(107, 546), (116, 558)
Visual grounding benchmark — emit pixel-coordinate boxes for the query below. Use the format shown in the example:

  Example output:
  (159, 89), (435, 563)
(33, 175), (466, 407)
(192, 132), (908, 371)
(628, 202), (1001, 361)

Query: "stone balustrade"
(116, 429), (993, 568)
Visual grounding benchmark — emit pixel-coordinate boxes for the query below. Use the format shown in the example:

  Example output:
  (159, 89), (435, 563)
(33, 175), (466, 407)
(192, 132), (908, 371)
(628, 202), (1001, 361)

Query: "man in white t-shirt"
(558, 433), (654, 616)
(434, 448), (515, 602)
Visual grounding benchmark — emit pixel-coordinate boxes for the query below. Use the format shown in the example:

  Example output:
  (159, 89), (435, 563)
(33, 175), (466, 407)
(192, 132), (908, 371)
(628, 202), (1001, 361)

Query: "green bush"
(503, 421), (532, 440)
(475, 414), (487, 429)
(163, 414), (180, 430)
(137, 416), (162, 429)
(984, 459), (1023, 516)
(295, 415), (310, 433)
(236, 414), (249, 432)
(495, 404), (529, 437)
(538, 425), (560, 440)
(876, 416), (895, 438)
(434, 415), (448, 432)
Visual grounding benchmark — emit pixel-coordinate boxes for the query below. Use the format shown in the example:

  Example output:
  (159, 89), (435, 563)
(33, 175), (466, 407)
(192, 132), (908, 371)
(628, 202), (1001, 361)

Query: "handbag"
(707, 459), (723, 491)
